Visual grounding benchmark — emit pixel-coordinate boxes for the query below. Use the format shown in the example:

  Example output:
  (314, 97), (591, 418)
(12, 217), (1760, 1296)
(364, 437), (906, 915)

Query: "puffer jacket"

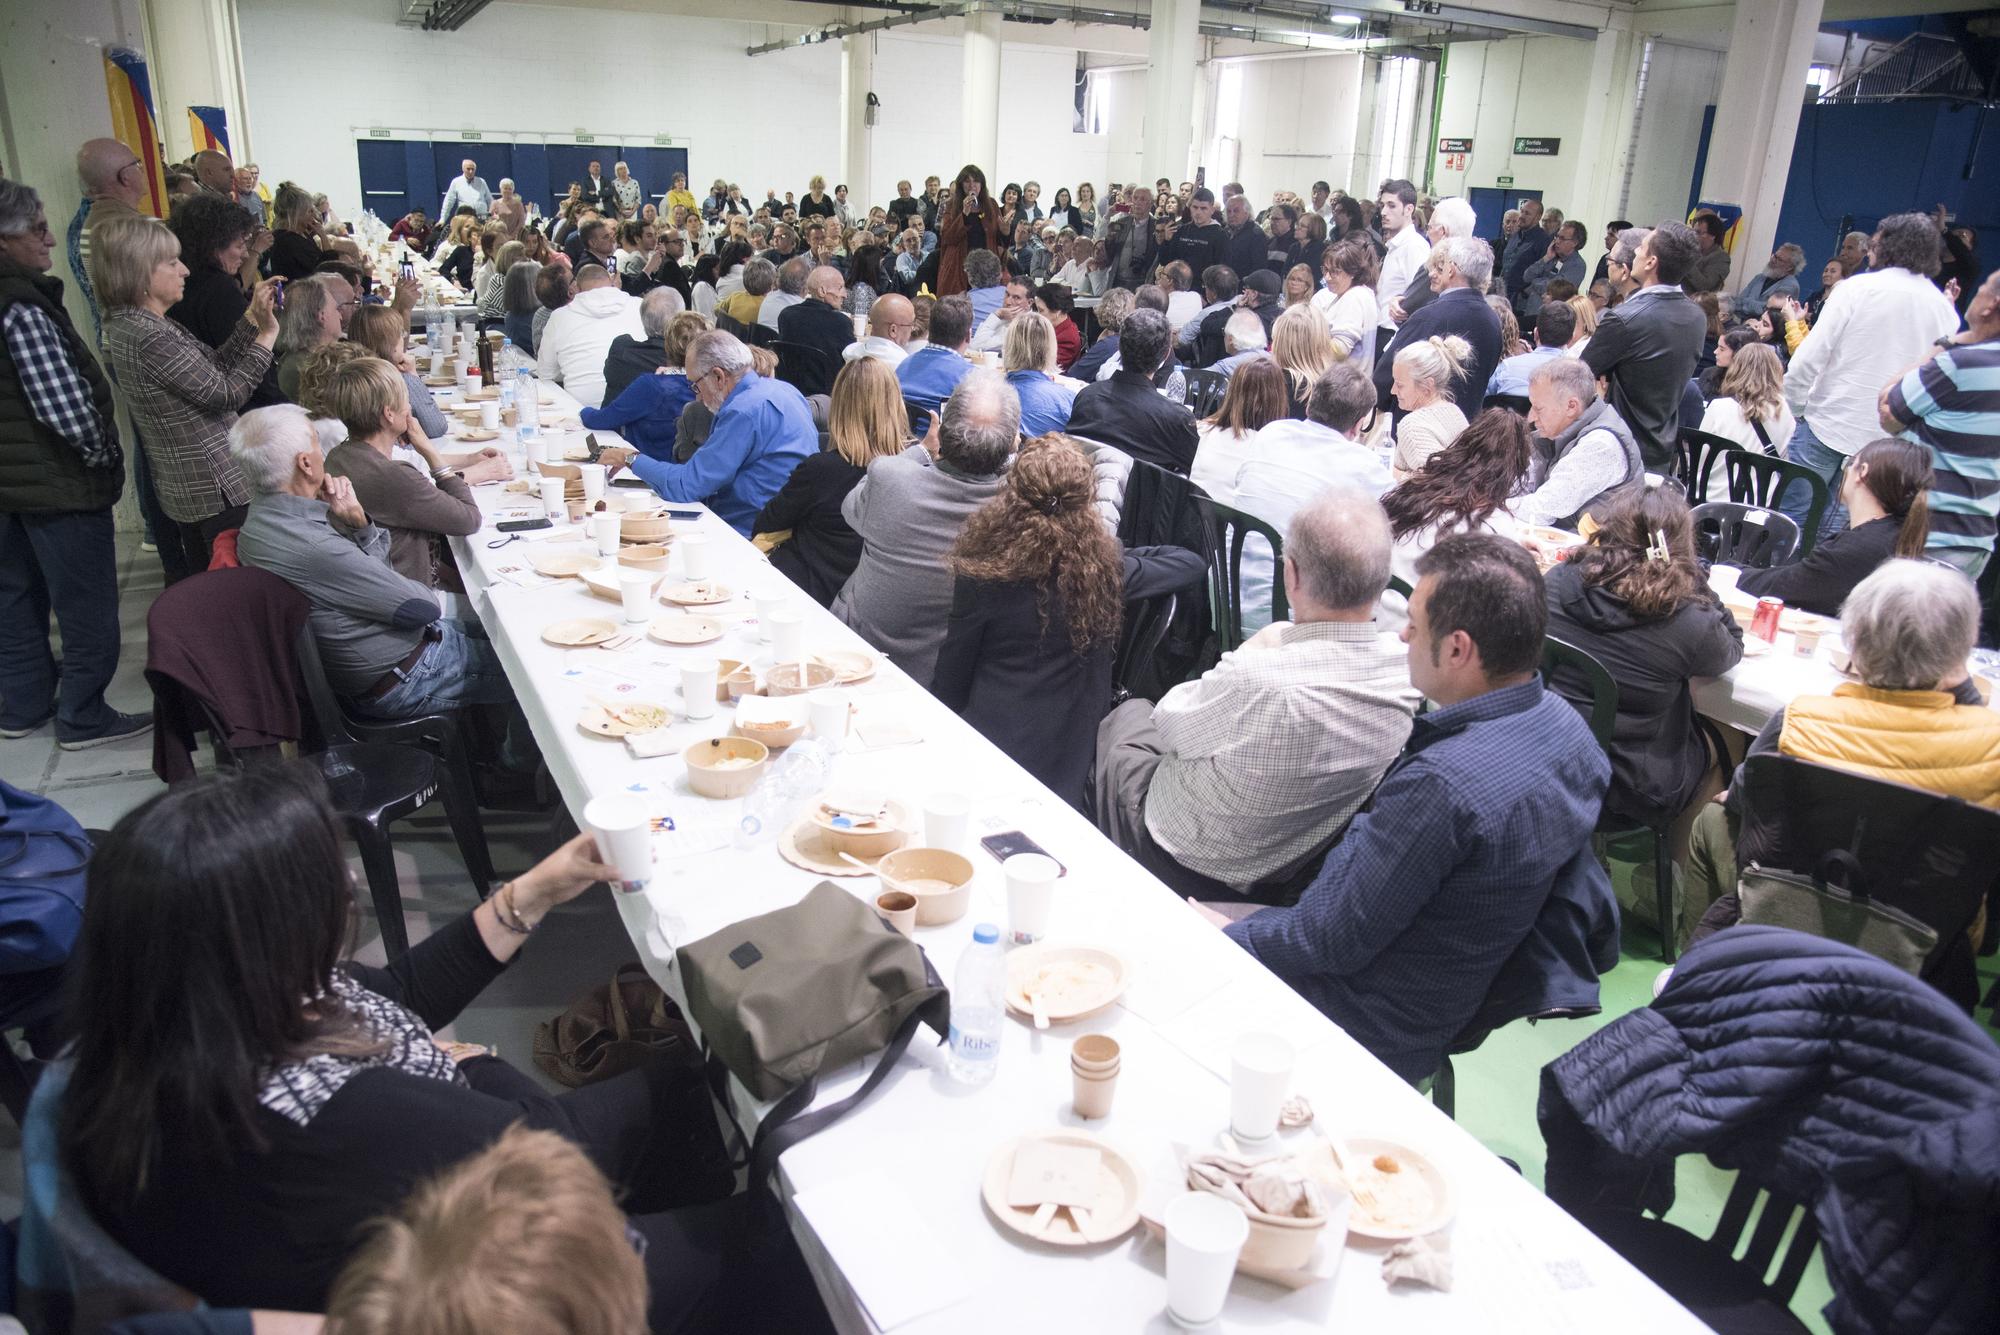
(1539, 926), (2000, 1335)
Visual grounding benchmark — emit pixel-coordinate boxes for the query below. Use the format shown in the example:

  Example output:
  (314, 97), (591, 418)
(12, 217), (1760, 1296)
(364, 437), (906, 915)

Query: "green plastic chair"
(1203, 501), (1288, 652)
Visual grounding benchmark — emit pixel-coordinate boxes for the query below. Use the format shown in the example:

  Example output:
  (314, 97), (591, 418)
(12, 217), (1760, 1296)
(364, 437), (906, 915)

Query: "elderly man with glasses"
(595, 330), (815, 536)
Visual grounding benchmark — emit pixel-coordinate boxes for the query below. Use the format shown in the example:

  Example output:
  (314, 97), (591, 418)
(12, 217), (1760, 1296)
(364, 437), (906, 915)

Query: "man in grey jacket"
(832, 370), (1020, 687)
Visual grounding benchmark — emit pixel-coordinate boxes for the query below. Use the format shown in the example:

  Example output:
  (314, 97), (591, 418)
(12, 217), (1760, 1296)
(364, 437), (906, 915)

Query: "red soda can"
(1750, 596), (1783, 642)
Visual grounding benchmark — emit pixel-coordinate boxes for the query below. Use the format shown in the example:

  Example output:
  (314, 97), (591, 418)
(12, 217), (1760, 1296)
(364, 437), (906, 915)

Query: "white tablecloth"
(443, 381), (1708, 1334)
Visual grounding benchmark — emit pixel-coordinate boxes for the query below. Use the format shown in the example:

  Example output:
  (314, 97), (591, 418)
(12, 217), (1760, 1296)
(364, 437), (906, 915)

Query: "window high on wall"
(1370, 56), (1423, 184)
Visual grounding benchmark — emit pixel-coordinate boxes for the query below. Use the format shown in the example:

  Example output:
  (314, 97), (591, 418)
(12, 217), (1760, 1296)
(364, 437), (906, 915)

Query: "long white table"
(441, 378), (1710, 1334)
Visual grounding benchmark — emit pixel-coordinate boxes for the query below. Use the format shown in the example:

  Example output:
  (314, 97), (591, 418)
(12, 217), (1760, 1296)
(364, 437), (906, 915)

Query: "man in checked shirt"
(0, 179), (150, 749)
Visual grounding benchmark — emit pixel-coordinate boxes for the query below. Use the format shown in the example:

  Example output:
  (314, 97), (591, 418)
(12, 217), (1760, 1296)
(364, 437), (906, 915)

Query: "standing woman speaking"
(935, 165), (1004, 299)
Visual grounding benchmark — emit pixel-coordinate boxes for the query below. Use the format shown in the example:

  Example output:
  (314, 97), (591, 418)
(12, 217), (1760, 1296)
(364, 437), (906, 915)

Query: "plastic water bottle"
(732, 738), (830, 850)
(947, 924), (1005, 1085)
(516, 368), (540, 444)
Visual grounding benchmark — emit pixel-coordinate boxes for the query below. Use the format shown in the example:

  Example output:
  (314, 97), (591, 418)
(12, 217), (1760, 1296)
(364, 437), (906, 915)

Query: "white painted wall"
(1623, 40), (1724, 228)
(1218, 52), (1365, 204)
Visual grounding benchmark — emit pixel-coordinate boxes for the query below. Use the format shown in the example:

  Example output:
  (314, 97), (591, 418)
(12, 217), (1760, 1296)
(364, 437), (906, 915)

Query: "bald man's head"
(76, 138), (145, 207)
(573, 264), (615, 291)
(805, 265), (845, 303)
(193, 149), (233, 194)
(869, 293), (915, 343)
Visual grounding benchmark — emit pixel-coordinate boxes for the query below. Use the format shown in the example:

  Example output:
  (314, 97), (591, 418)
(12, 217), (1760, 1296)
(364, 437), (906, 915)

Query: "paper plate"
(1294, 1137), (1454, 1242)
(776, 815), (914, 876)
(540, 617), (618, 647)
(464, 386), (498, 401)
(528, 550), (604, 579)
(455, 427), (499, 442)
(422, 375), (456, 387)
(577, 701), (672, 738)
(981, 1132), (1142, 1248)
(813, 649), (877, 684)
(662, 581), (733, 606)
(581, 564), (663, 603)
(1004, 945), (1130, 1025)
(648, 615), (724, 645)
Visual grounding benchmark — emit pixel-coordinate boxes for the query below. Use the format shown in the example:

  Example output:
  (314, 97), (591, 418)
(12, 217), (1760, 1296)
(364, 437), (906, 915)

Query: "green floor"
(1450, 853), (2000, 1335)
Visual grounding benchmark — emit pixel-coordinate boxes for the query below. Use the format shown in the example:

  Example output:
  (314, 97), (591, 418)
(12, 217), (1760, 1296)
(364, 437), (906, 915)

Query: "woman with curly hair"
(1377, 408), (1533, 631)
(1543, 484), (1742, 836)
(931, 435), (1205, 807)
(934, 164), (1005, 298)
(166, 192), (282, 408)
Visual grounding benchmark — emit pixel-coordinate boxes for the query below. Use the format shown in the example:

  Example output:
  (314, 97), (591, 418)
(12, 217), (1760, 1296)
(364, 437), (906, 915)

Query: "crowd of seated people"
(3, 137), (1994, 1331)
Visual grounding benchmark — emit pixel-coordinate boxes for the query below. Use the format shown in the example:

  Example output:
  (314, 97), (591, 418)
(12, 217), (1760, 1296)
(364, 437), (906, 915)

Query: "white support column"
(1565, 20), (1642, 243)
(1142, 0), (1199, 186)
(840, 21), (874, 207)
(141, 0), (252, 163)
(961, 6), (1001, 172)
(1699, 0), (1823, 278)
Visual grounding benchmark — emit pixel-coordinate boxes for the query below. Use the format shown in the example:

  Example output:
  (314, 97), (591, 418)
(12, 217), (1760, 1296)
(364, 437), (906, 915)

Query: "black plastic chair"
(1691, 501), (1800, 570)
(1200, 500), (1289, 653)
(773, 339), (837, 398)
(713, 311), (754, 341)
(1112, 592), (1178, 704)
(1573, 1180), (1819, 1334)
(293, 625), (497, 895)
(1676, 428), (1738, 504)
(1182, 368), (1228, 418)
(1723, 451), (1829, 557)
(292, 628), (499, 960)
(1482, 393), (1531, 416)
(1542, 635), (1680, 962)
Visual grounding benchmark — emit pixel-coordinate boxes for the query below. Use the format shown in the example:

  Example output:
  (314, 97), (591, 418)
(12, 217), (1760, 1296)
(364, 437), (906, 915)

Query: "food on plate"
(1343, 1154), (1436, 1233)
(707, 756), (758, 771)
(613, 703), (669, 732)
(1013, 957), (1118, 1012)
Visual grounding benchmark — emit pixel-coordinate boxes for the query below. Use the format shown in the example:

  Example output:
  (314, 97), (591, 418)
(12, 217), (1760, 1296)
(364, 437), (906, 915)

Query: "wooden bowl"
(766, 661), (837, 697)
(1239, 1206), (1327, 1274)
(808, 798), (910, 859)
(682, 736), (768, 799)
(876, 847), (974, 926)
(732, 714), (808, 750)
(622, 513), (675, 543)
(618, 543), (672, 572)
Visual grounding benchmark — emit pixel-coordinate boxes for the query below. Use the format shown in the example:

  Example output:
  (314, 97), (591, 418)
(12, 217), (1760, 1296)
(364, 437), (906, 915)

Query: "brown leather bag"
(533, 962), (696, 1088)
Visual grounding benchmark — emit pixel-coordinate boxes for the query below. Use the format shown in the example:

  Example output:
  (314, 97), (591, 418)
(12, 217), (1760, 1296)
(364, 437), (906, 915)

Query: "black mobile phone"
(496, 517), (552, 532)
(664, 507), (703, 520)
(584, 432), (605, 463)
(979, 830), (1065, 876)
(609, 476), (651, 489)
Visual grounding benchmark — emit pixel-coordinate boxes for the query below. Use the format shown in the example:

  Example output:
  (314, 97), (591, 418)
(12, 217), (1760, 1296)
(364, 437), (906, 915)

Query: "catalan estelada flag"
(188, 105), (230, 157)
(102, 47), (167, 218)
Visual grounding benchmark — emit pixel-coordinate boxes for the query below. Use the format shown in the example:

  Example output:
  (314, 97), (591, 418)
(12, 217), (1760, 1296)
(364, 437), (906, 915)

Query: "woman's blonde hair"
(1283, 263), (1315, 307)
(827, 358), (910, 469)
(1720, 341), (1785, 427)
(1003, 311), (1058, 375)
(1566, 294), (1598, 341)
(272, 181), (317, 233)
(448, 215), (479, 247)
(747, 344), (777, 377)
(89, 214), (180, 311)
(494, 240), (527, 276)
(325, 1127), (646, 1335)
(665, 311), (711, 367)
(1392, 334), (1472, 401)
(347, 306), (409, 363)
(293, 340), (368, 418)
(1271, 305), (1338, 398)
(324, 356), (408, 441)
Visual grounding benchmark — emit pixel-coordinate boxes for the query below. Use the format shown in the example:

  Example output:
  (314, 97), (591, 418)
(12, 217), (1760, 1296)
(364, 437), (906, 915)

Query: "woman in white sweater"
(1696, 342), (1794, 495)
(1388, 334), (1472, 481)
(1311, 238), (1377, 367)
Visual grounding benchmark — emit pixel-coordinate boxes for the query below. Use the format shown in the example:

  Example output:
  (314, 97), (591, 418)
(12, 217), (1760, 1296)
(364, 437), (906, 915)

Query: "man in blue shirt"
(600, 331), (813, 535)
(1487, 300), (1574, 399)
(896, 294), (975, 416)
(1203, 533), (1610, 1083)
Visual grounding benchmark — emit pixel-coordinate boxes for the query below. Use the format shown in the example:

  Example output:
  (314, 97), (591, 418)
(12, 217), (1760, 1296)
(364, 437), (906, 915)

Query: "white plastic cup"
(618, 570), (653, 624)
(680, 532), (710, 579)
(593, 512), (621, 557)
(1229, 1032), (1296, 1144)
(1003, 852), (1060, 946)
(454, 357), (471, 387)
(1711, 563), (1742, 595)
(751, 585), (789, 641)
(680, 658), (718, 720)
(578, 462), (606, 506)
(479, 400), (500, 431)
(807, 689), (847, 750)
(924, 793), (970, 853)
(539, 477), (566, 521)
(768, 608), (805, 667)
(1163, 1192), (1248, 1329)
(429, 348), (447, 377)
(542, 435), (567, 466)
(582, 794), (653, 894)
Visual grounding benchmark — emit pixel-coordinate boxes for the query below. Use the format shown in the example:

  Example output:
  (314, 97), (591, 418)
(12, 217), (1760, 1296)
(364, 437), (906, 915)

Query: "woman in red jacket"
(935, 164), (1004, 298)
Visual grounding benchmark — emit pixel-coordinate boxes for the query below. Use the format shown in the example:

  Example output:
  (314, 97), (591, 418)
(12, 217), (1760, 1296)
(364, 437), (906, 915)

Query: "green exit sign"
(461, 131), (484, 141)
(574, 133), (597, 144)
(1496, 175), (1514, 186)
(653, 134), (673, 146)
(367, 127), (391, 138)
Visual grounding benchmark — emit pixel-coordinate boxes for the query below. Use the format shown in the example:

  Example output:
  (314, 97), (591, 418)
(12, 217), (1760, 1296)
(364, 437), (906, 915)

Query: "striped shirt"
(1887, 336), (2000, 558)
(1147, 621), (1420, 888)
(101, 307), (268, 523)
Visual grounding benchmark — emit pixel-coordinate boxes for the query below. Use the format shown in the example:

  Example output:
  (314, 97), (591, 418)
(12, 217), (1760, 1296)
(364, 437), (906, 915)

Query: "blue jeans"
(1780, 419), (1850, 543)
(347, 618), (532, 768)
(0, 509), (122, 737)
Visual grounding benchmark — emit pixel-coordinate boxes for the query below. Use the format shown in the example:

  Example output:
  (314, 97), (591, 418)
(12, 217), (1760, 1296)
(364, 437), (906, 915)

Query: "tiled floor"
(8, 535), (1995, 1334)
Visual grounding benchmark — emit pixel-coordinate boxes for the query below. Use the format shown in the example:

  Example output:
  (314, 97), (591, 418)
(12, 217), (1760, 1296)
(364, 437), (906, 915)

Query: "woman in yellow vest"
(1682, 558), (1999, 950)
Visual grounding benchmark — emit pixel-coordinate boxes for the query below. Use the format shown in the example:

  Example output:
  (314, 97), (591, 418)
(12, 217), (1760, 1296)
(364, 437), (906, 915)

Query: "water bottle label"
(949, 1026), (999, 1062)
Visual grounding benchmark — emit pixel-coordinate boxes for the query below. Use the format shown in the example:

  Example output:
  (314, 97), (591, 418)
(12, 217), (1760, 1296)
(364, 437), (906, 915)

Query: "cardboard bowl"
(766, 661), (837, 697)
(682, 736), (768, 799)
(808, 797), (910, 859)
(622, 513), (675, 543)
(876, 847), (974, 926)
(618, 542), (672, 572)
